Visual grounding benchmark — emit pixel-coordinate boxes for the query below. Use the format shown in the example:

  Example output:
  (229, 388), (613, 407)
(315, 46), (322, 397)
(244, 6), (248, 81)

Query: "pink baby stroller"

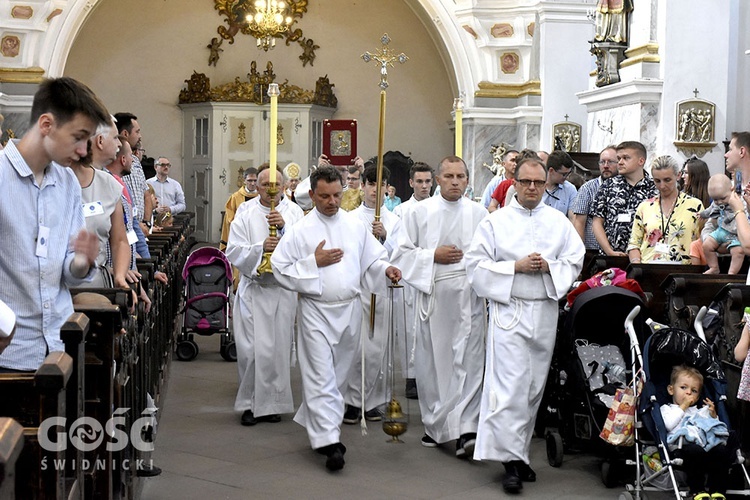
(177, 246), (235, 361)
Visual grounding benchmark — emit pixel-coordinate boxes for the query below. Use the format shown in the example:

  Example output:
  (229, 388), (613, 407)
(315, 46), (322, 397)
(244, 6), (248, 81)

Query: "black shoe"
(136, 464), (162, 477)
(241, 410), (257, 426)
(405, 378), (418, 400)
(364, 408), (382, 421)
(322, 443), (346, 471)
(421, 434), (438, 448)
(342, 405), (361, 425)
(516, 462), (536, 482)
(502, 463), (523, 494)
(256, 414), (281, 423)
(455, 433), (477, 459)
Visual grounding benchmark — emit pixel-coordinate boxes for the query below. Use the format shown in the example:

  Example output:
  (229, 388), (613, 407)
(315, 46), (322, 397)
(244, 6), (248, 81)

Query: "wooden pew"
(0, 418), (24, 500)
(587, 255), (630, 278)
(661, 273), (747, 330)
(0, 352), (73, 500)
(626, 263), (705, 322)
(70, 292), (127, 500)
(705, 284), (750, 453)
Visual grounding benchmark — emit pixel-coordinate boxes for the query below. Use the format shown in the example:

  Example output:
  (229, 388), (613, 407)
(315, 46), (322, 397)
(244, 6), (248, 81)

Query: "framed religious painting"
(323, 119), (357, 165)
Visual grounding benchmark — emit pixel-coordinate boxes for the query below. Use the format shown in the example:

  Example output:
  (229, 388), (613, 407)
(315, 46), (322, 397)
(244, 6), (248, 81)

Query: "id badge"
(36, 225), (50, 258)
(617, 213), (631, 223)
(655, 242), (670, 254)
(126, 230), (139, 245)
(83, 201), (104, 217)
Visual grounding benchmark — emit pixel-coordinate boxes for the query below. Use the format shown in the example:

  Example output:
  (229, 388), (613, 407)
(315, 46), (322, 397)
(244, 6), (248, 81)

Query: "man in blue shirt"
(542, 150), (578, 220)
(0, 77), (109, 371)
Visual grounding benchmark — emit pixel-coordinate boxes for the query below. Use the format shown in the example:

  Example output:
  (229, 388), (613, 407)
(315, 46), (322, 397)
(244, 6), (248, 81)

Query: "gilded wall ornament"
(237, 122), (247, 144)
(462, 25), (478, 39)
(552, 120), (582, 153)
(178, 63), (337, 108)
(277, 123), (284, 145)
(673, 92), (717, 158)
(212, 0), (319, 67)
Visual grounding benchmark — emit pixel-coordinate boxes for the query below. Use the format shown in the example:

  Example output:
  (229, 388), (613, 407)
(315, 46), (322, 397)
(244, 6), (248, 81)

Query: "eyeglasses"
(557, 170), (572, 178)
(157, 162), (171, 167)
(598, 159), (618, 166)
(516, 179), (545, 188)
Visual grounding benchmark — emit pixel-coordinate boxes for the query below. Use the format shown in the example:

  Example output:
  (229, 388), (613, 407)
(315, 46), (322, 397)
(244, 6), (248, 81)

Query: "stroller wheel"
(601, 459), (621, 488)
(546, 431), (564, 467)
(617, 492), (634, 500)
(176, 340), (199, 361)
(220, 341), (237, 362)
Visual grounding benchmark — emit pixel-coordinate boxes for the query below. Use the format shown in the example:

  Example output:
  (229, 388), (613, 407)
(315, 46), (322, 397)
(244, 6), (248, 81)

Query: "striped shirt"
(0, 140), (95, 371)
(122, 156), (147, 220)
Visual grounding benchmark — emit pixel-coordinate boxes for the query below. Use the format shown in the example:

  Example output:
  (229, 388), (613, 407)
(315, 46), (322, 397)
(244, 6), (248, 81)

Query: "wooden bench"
(626, 263), (705, 322)
(0, 353), (73, 500)
(0, 418), (24, 500)
(661, 273), (747, 330)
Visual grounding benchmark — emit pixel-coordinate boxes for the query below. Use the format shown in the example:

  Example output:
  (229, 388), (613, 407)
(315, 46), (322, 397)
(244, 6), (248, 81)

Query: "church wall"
(656, 0), (733, 173)
(63, 0), (455, 184)
(538, 4), (594, 152)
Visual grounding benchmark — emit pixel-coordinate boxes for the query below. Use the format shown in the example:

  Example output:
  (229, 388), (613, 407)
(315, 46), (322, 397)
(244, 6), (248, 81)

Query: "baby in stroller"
(660, 365), (732, 500)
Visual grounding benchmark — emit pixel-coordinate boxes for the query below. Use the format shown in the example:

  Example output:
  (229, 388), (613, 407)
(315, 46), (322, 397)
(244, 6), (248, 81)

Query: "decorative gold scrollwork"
(212, 0), (318, 67)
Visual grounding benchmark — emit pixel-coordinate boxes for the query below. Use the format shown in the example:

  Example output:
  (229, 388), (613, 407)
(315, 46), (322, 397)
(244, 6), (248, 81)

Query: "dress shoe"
(455, 433), (476, 459)
(502, 462), (523, 494)
(516, 461), (536, 482)
(256, 414), (281, 423)
(342, 405), (361, 424)
(321, 442), (346, 471)
(405, 378), (418, 399)
(136, 464), (162, 477)
(421, 434), (438, 448)
(240, 409), (257, 426)
(364, 408), (382, 421)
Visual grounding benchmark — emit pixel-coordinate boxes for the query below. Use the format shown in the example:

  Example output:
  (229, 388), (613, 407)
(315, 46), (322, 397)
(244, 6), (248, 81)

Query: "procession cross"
(362, 33), (408, 90)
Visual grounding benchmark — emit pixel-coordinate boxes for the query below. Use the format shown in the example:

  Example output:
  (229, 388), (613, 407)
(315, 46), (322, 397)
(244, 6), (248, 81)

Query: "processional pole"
(362, 34), (409, 442)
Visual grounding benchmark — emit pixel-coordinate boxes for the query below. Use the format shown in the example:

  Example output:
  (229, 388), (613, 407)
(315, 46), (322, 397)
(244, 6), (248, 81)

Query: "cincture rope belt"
(417, 270), (466, 322)
(487, 298), (523, 411)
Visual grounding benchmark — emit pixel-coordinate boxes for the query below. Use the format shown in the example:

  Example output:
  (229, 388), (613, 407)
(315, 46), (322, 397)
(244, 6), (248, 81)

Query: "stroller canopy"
(182, 246), (233, 282)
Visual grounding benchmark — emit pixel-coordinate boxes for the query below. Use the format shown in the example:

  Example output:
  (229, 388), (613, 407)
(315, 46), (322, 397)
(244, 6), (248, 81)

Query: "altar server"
(465, 157), (584, 494)
(391, 155), (487, 458)
(226, 165), (303, 426)
(271, 166), (401, 471)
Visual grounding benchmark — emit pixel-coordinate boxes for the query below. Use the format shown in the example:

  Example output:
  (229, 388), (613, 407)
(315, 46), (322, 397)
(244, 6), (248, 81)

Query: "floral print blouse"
(627, 192), (703, 263)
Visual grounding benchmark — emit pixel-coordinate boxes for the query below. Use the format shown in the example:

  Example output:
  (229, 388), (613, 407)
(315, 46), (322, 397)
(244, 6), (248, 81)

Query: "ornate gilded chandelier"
(247, 0), (293, 51)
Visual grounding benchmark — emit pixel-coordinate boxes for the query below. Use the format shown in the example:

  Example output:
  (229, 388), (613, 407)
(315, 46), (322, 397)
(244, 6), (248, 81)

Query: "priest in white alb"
(392, 161), (434, 399)
(391, 156), (487, 459)
(225, 166), (303, 427)
(271, 166), (401, 472)
(465, 157), (584, 494)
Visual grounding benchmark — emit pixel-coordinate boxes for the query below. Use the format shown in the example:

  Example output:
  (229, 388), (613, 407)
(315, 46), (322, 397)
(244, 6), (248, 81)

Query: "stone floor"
(142, 333), (680, 499)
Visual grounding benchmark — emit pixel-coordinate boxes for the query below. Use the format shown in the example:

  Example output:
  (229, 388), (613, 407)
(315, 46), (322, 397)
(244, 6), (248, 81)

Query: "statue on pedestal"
(590, 0), (633, 87)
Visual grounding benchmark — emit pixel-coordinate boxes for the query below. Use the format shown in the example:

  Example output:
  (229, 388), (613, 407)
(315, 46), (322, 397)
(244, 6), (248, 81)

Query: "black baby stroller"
(542, 286), (647, 487)
(620, 307), (750, 500)
(176, 246), (236, 362)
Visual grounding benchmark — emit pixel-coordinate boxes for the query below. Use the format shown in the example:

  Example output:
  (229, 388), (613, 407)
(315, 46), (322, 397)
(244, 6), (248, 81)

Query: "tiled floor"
(142, 334), (671, 499)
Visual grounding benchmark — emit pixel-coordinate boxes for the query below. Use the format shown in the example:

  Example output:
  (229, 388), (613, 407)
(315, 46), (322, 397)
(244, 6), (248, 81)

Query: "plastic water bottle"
(603, 361), (627, 385)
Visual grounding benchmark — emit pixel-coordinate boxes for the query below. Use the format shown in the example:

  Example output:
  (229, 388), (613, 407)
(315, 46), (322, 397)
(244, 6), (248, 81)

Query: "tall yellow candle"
(454, 97), (463, 158)
(268, 83), (280, 184)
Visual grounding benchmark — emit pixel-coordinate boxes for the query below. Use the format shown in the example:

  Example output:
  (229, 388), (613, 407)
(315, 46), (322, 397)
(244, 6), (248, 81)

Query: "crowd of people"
(223, 133), (750, 497)
(0, 77), (185, 477)
(2, 76), (750, 497)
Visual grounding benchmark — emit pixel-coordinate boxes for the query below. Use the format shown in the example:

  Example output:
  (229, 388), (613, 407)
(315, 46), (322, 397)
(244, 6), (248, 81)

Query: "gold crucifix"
(361, 33), (408, 90)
